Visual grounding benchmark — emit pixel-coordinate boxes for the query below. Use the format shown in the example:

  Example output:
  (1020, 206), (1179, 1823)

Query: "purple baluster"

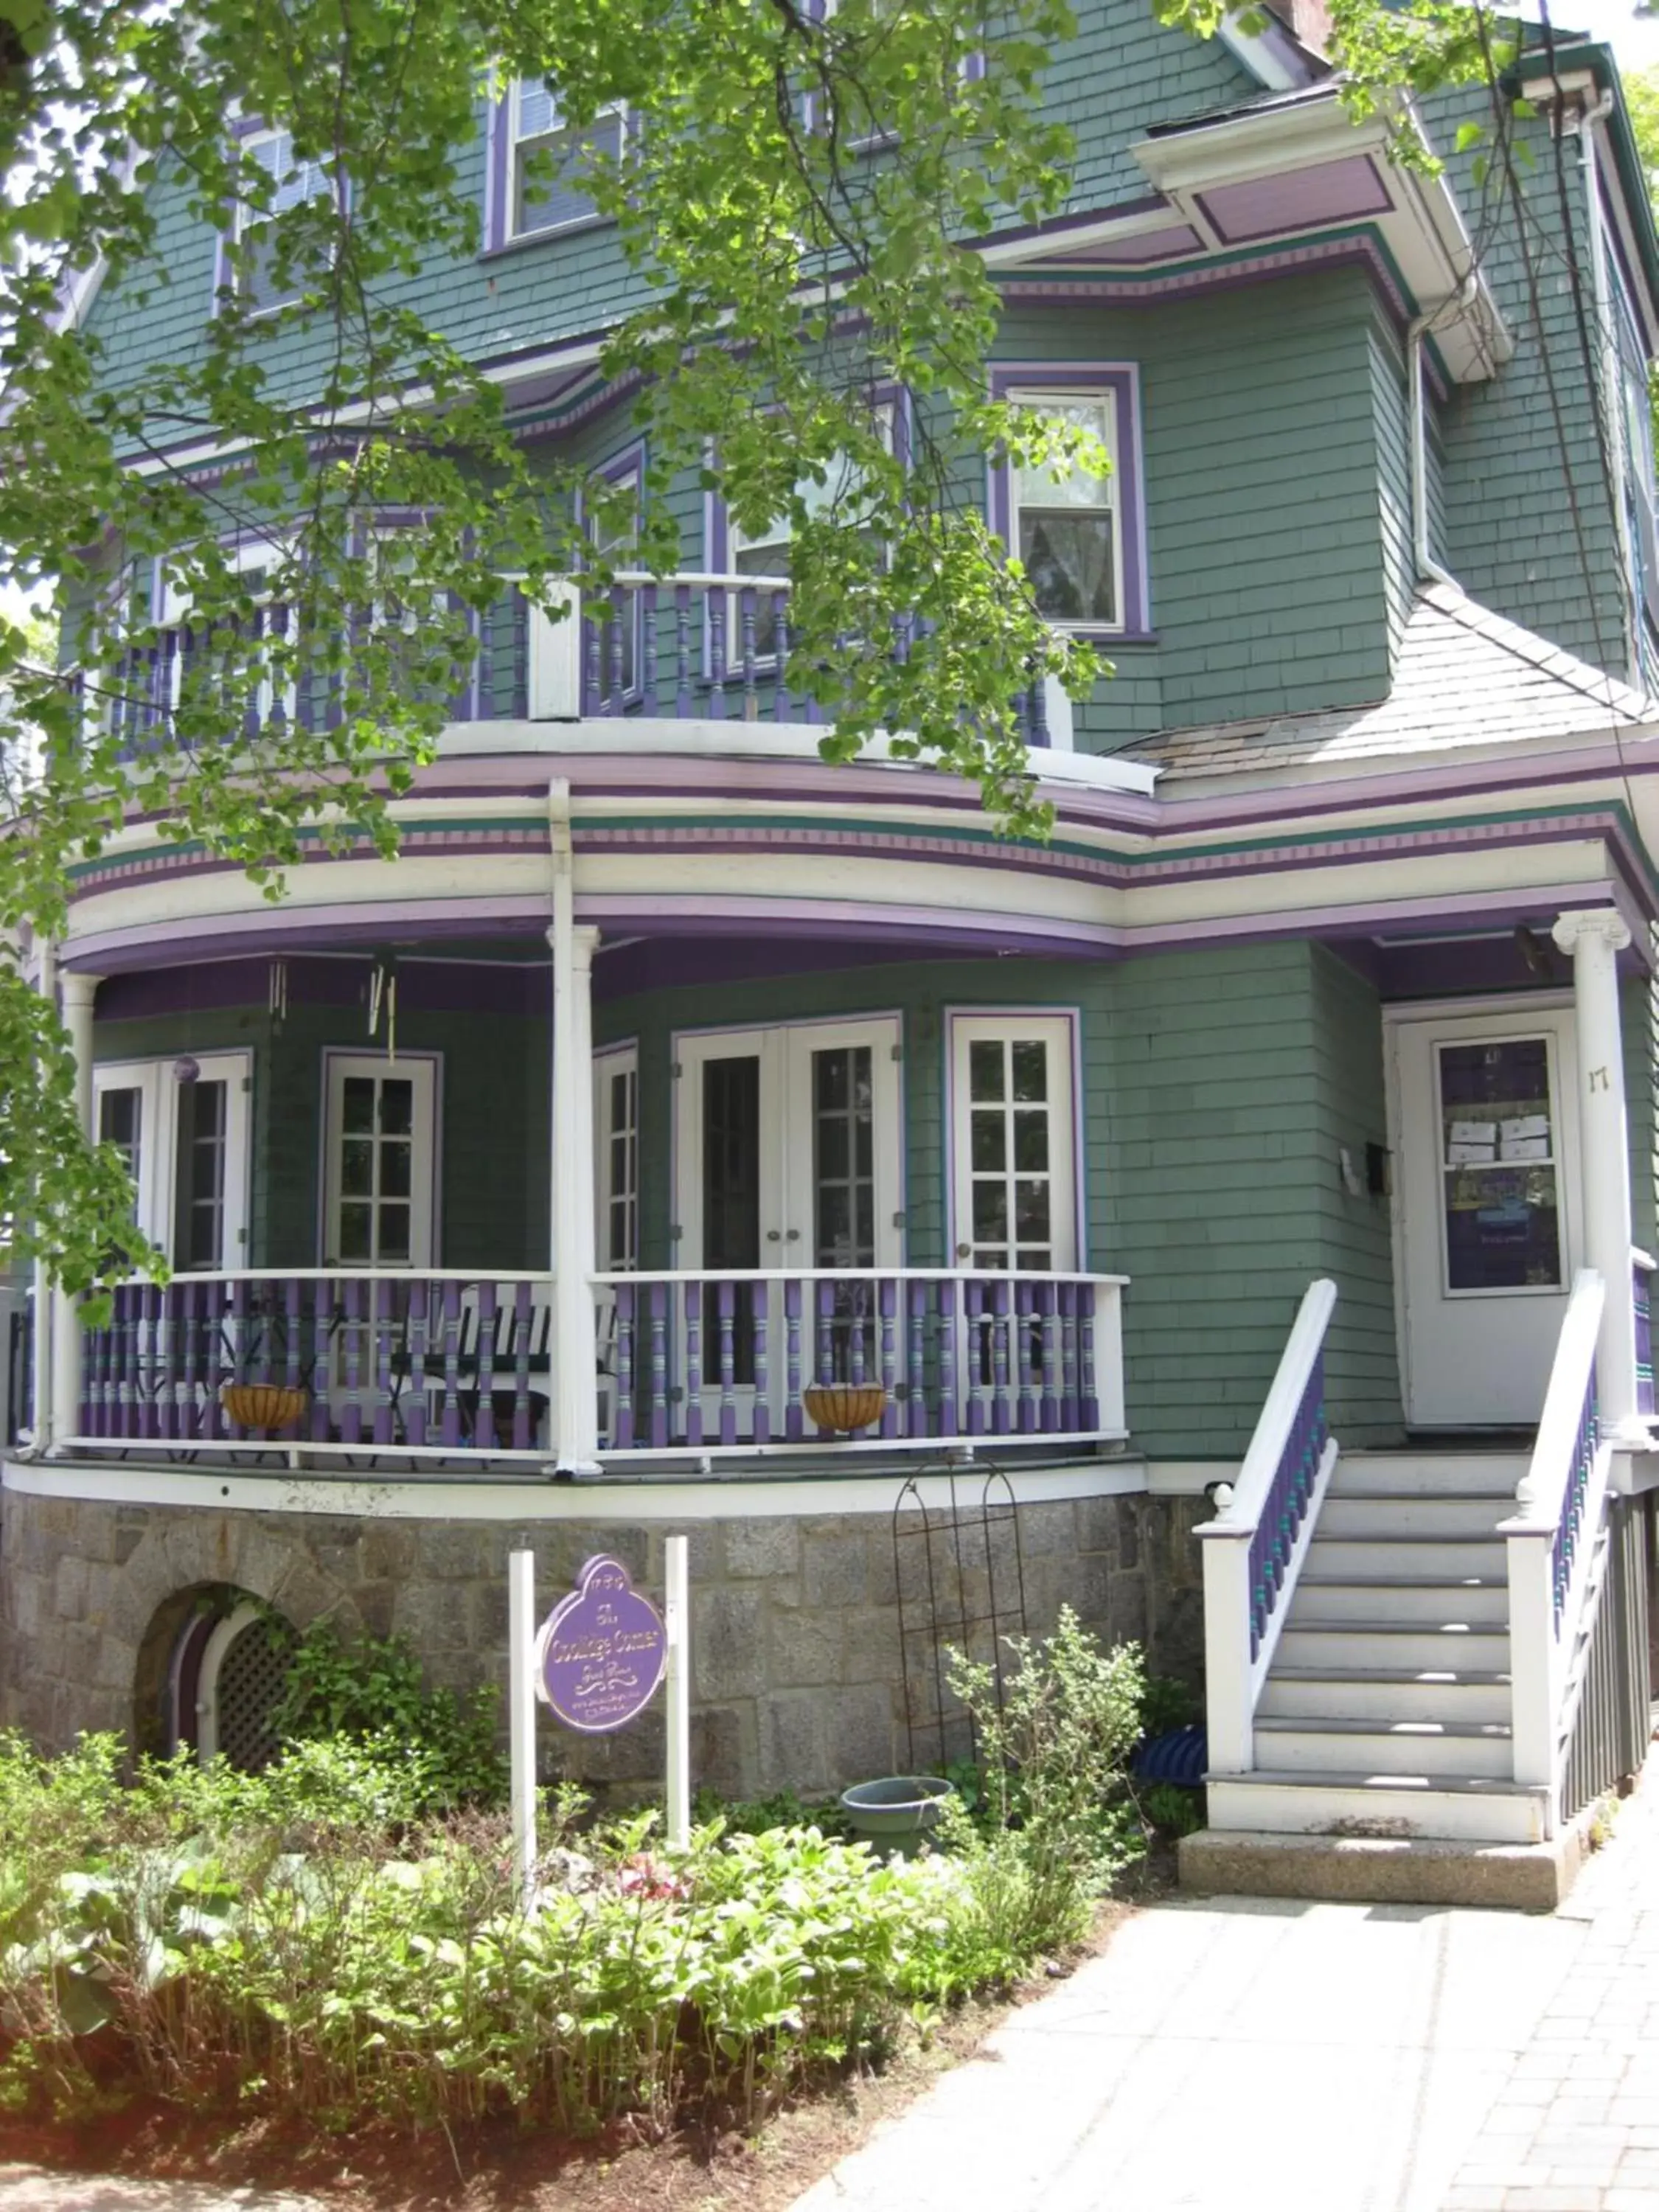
(608, 584), (626, 709)
(511, 1279), (532, 1450)
(229, 1278), (251, 1436)
(614, 1282), (636, 1450)
(740, 585), (758, 719)
(439, 1280), (462, 1449)
(785, 1278), (803, 1441)
(964, 1279), (987, 1436)
(1016, 1279), (1037, 1433)
(684, 1279), (703, 1449)
(473, 1279), (498, 1453)
(1029, 669), (1050, 747)
(752, 1280), (770, 1447)
(374, 1277), (395, 1447)
(648, 1283), (669, 1449)
(880, 1278), (898, 1438)
(773, 597), (790, 720)
(991, 1277), (1012, 1434)
(937, 1279), (959, 1441)
(907, 1280), (927, 1439)
(310, 1281), (331, 1443)
(582, 611), (602, 716)
(708, 590), (726, 717)
(285, 1276), (302, 1397)
(511, 586), (529, 717)
(1079, 1283), (1099, 1430)
(1038, 1281), (1060, 1431)
(641, 582), (658, 712)
(138, 1285), (160, 1441)
(675, 585), (692, 718)
(340, 1277), (363, 1445)
(154, 1288), (175, 1443)
(406, 1279), (429, 1447)
(816, 1278), (835, 1386)
(717, 1278), (737, 1446)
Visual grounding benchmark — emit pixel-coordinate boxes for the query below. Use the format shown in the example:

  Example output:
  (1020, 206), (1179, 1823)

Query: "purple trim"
(987, 363), (1147, 635)
(1196, 157), (1393, 248)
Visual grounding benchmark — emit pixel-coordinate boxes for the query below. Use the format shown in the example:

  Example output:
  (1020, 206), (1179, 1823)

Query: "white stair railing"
(1197, 1279), (1340, 1775)
(1502, 1266), (1614, 1828)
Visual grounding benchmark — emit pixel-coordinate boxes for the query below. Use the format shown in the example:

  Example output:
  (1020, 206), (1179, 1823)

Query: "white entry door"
(673, 1018), (902, 1425)
(321, 1054), (438, 1267)
(949, 1015), (1079, 1272)
(1388, 1002), (1582, 1428)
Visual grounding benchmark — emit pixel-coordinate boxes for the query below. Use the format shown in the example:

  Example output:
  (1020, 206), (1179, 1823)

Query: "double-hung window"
(508, 80), (625, 242)
(231, 130), (333, 313)
(1006, 389), (1120, 630)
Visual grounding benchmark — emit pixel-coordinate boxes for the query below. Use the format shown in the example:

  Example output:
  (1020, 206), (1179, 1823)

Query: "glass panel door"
(92, 1054), (251, 1268)
(1436, 1037), (1563, 1293)
(323, 1055), (437, 1267)
(951, 1016), (1077, 1273)
(173, 1079), (229, 1272)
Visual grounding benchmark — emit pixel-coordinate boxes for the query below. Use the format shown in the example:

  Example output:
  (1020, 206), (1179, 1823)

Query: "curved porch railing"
(594, 1267), (1127, 1458)
(60, 1262), (1127, 1468)
(1197, 1279), (1340, 1775)
(95, 572), (1064, 754)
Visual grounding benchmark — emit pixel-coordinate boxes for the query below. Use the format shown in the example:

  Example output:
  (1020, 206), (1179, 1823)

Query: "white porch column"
(29, 936), (56, 1450)
(548, 779), (601, 1475)
(1552, 908), (1644, 1442)
(50, 968), (102, 1455)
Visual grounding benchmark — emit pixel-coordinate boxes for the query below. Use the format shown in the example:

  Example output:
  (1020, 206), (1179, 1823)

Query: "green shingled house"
(8, 0), (1659, 1898)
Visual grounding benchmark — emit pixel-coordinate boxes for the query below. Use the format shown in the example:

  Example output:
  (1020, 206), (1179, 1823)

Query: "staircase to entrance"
(1184, 1273), (1654, 1907)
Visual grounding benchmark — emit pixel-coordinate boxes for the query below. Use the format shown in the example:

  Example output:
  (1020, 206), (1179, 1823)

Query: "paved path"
(792, 1779), (1659, 2212)
(2, 1781), (1656, 2212)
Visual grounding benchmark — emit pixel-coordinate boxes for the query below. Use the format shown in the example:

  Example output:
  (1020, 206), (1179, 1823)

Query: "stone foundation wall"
(0, 1485), (1208, 1798)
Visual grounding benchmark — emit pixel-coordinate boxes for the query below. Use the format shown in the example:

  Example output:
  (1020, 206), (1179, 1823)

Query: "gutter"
(1578, 91), (1639, 687)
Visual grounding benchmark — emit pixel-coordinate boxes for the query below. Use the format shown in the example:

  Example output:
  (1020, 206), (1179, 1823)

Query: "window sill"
(1048, 627), (1158, 647)
(481, 213), (617, 262)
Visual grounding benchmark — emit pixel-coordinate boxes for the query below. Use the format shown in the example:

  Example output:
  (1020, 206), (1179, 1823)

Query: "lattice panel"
(214, 1617), (288, 1773)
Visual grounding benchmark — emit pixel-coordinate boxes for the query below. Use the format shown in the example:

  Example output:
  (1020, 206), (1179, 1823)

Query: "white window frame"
(320, 1051), (441, 1269)
(947, 1012), (1079, 1273)
(93, 1051), (252, 1270)
(595, 1042), (640, 1273)
(231, 128), (334, 315)
(507, 80), (627, 243)
(1004, 386), (1124, 638)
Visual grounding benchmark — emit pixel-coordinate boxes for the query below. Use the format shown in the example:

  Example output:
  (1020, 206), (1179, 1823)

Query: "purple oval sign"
(535, 1555), (668, 1733)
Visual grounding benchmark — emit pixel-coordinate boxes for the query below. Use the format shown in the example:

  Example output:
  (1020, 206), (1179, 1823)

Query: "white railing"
(63, 1262), (1127, 1470)
(594, 1266), (1127, 1458)
(1502, 1267), (1614, 1820)
(1197, 1279), (1340, 1774)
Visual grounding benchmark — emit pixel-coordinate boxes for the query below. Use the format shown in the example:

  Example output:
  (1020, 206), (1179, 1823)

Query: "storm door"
(1388, 1003), (1582, 1427)
(673, 1018), (901, 1438)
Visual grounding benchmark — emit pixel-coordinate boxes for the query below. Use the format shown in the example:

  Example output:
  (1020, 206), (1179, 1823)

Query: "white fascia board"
(1215, 11), (1314, 95)
(1132, 94), (1512, 378)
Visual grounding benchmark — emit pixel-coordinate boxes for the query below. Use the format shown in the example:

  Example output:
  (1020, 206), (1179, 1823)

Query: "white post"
(1553, 909), (1643, 1442)
(1196, 1526), (1256, 1773)
(508, 1548), (538, 1907)
(1505, 1528), (1559, 1798)
(664, 1534), (691, 1848)
(548, 779), (600, 1475)
(49, 968), (101, 1455)
(29, 936), (55, 1452)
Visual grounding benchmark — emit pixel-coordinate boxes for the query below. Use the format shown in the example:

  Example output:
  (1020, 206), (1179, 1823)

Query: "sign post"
(508, 1548), (538, 1909)
(509, 1548), (689, 1897)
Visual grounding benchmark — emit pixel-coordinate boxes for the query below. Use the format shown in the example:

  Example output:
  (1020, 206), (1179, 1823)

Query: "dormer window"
(507, 80), (625, 242)
(231, 129), (333, 313)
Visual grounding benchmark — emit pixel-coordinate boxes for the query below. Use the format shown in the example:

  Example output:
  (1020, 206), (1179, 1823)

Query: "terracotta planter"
(220, 1381), (308, 1432)
(801, 1382), (888, 1436)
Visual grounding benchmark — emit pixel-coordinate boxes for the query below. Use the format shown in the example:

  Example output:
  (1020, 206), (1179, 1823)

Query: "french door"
(673, 1018), (902, 1428)
(321, 1054), (438, 1268)
(950, 1015), (1079, 1273)
(93, 1053), (251, 1270)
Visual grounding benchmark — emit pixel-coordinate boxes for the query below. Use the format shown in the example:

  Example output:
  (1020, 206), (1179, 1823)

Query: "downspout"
(1407, 307), (1461, 591)
(1578, 89), (1639, 686)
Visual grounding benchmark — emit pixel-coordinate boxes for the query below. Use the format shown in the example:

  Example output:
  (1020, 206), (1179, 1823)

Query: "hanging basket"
(220, 1382), (309, 1433)
(802, 1382), (888, 1437)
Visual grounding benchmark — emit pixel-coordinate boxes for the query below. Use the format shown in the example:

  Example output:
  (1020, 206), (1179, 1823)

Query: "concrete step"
(1290, 1575), (1509, 1626)
(1206, 1770), (1548, 1846)
(1259, 1667), (1512, 1725)
(1318, 1493), (1512, 1540)
(1306, 1536), (1507, 1580)
(1253, 1714), (1514, 1778)
(1332, 1451), (1530, 1496)
(1276, 1620), (1512, 1670)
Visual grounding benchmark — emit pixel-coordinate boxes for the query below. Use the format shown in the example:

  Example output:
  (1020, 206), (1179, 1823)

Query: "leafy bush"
(271, 1621), (507, 1814)
(1137, 1781), (1204, 1839)
(692, 1784), (850, 1840)
(945, 1608), (1145, 1957)
(1136, 1673), (1200, 1740)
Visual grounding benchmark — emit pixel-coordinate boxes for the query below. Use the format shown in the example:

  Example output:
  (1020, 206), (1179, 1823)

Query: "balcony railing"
(61, 1264), (1127, 1469)
(95, 573), (1065, 754)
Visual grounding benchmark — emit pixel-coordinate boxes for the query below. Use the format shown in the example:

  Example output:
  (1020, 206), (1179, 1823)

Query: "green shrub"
(1137, 1781), (1204, 1839)
(271, 1621), (507, 1813)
